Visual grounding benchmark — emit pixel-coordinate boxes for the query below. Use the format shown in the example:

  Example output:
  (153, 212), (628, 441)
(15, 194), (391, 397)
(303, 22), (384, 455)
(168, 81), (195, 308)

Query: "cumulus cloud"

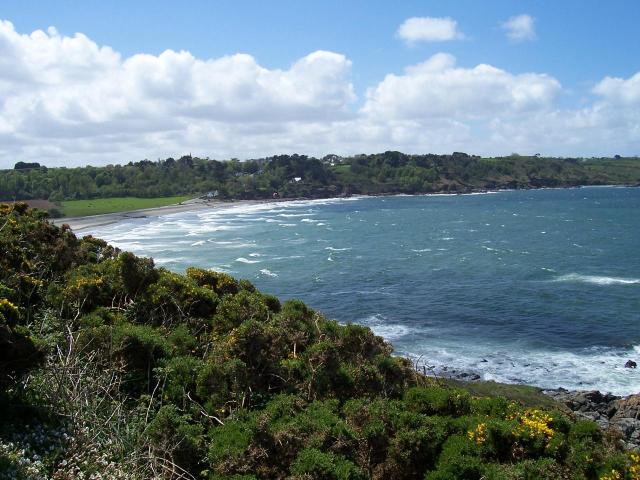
(0, 20), (356, 165)
(357, 54), (640, 157)
(501, 14), (536, 42)
(362, 53), (560, 119)
(593, 72), (640, 105)
(396, 17), (463, 44)
(0, 19), (638, 167)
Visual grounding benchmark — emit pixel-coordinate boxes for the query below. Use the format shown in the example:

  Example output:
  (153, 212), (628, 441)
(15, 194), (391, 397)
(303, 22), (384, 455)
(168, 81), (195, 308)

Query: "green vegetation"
(1, 203), (639, 479)
(59, 195), (192, 217)
(2, 153), (639, 207)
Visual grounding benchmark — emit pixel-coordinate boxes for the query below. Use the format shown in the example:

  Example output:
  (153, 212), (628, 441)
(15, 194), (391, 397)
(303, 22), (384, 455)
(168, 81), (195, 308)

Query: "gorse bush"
(0, 203), (637, 479)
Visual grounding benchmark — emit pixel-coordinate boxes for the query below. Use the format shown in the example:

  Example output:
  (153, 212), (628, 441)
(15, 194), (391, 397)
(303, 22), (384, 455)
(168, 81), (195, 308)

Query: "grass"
(442, 379), (568, 411)
(60, 196), (192, 217)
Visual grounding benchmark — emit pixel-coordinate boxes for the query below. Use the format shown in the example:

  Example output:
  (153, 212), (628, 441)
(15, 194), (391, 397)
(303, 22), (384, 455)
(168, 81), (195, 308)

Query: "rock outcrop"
(545, 389), (640, 448)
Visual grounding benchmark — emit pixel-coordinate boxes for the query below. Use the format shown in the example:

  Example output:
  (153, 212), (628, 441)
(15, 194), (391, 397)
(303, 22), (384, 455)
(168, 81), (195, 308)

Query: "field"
(60, 195), (192, 217)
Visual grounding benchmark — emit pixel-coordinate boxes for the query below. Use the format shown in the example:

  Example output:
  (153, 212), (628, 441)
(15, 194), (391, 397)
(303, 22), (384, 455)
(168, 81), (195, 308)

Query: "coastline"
(51, 187), (640, 447)
(53, 184), (638, 232)
(53, 197), (268, 231)
(443, 377), (640, 448)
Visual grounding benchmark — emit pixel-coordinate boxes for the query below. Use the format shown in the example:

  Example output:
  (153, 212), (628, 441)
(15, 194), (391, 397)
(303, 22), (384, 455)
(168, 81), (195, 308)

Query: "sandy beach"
(51, 196), (314, 232)
(53, 198), (252, 232)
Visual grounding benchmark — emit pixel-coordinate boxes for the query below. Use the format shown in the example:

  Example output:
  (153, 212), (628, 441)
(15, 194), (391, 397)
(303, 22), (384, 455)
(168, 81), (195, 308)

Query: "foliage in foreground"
(0, 203), (638, 479)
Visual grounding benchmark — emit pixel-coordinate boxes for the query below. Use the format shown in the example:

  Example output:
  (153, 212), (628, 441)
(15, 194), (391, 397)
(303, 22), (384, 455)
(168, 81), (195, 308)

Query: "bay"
(88, 187), (640, 395)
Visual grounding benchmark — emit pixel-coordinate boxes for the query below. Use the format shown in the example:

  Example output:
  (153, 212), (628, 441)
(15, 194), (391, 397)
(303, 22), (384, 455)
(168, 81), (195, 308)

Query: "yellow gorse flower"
(600, 469), (621, 480)
(0, 298), (18, 312)
(510, 408), (554, 440)
(629, 451), (640, 480)
(468, 423), (487, 445)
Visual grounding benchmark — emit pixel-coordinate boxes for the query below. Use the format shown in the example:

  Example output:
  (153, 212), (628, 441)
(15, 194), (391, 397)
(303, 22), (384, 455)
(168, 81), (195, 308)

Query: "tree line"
(1, 152), (638, 202)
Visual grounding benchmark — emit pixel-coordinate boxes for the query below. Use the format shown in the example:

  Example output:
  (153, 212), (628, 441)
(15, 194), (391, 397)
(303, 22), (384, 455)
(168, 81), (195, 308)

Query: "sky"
(0, 0), (639, 167)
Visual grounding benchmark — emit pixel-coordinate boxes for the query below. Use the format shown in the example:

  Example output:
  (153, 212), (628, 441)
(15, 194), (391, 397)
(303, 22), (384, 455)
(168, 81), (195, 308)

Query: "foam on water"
(407, 342), (640, 396)
(86, 188), (640, 395)
(360, 314), (415, 341)
(214, 242), (257, 249)
(235, 257), (260, 264)
(554, 273), (640, 286)
(259, 269), (278, 277)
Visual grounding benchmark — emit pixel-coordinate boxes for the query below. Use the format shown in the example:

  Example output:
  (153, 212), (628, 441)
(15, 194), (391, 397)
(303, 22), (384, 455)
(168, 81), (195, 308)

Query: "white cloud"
(593, 72), (640, 105)
(0, 20), (638, 167)
(0, 20), (356, 166)
(362, 53), (560, 120)
(397, 17), (463, 44)
(501, 14), (536, 42)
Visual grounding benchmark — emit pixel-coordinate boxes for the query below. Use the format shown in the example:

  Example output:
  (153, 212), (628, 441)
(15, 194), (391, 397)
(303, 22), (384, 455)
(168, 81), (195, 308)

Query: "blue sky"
(0, 1), (639, 166)
(5, 1), (638, 92)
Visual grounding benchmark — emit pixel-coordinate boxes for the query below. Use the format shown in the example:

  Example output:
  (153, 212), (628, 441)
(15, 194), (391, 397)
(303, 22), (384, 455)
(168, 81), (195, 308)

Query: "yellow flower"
(511, 409), (554, 442)
(629, 451), (640, 480)
(0, 298), (17, 311)
(600, 469), (621, 480)
(468, 423), (487, 445)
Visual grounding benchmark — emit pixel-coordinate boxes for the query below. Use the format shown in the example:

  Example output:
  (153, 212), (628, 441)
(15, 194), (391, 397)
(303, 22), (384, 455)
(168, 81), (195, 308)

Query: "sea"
(87, 186), (640, 395)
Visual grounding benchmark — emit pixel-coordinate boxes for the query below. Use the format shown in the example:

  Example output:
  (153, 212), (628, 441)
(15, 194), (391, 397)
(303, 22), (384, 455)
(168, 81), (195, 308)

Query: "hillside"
(2, 154), (639, 211)
(0, 203), (638, 479)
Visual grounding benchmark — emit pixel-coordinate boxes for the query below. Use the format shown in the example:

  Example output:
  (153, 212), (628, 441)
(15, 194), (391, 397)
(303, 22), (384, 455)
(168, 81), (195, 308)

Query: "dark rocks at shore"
(544, 389), (640, 448)
(625, 360), (637, 368)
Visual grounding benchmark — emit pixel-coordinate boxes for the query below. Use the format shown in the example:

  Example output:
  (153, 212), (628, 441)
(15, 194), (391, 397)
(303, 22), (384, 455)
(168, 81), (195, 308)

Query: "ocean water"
(88, 187), (640, 395)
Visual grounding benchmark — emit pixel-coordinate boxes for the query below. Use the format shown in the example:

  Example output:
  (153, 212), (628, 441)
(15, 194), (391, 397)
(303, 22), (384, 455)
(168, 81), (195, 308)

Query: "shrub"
(404, 387), (471, 417)
(569, 419), (603, 444)
(208, 420), (254, 464)
(290, 448), (365, 480)
(469, 395), (509, 417)
(0, 298), (20, 327)
(427, 435), (483, 480)
(197, 358), (248, 414)
(213, 291), (269, 334)
(168, 324), (198, 355)
(159, 355), (204, 407)
(60, 262), (118, 314)
(496, 458), (568, 480)
(118, 251), (158, 297)
(186, 267), (239, 296)
(112, 323), (170, 393)
(149, 270), (219, 323)
(145, 404), (204, 474)
(385, 427), (444, 478)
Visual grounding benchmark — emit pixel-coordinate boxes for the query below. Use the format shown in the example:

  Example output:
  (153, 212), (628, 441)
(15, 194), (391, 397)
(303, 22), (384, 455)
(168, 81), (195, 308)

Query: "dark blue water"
(89, 187), (640, 394)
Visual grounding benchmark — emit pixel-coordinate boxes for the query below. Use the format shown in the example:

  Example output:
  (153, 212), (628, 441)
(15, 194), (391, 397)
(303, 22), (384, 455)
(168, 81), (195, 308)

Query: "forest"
(1, 203), (638, 479)
(1, 153), (639, 205)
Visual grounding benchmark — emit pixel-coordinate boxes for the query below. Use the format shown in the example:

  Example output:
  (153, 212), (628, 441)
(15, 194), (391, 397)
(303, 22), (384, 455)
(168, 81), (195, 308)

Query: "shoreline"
(53, 197), (274, 231)
(52, 184), (639, 232)
(50, 187), (640, 447)
(441, 377), (640, 448)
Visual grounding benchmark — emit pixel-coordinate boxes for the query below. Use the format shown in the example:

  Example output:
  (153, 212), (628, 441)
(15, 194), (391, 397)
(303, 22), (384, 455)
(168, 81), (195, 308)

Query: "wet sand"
(53, 198), (257, 232)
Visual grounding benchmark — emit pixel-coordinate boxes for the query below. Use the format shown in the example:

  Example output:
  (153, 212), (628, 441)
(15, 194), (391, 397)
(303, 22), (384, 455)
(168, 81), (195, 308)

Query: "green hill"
(1, 154), (639, 211)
